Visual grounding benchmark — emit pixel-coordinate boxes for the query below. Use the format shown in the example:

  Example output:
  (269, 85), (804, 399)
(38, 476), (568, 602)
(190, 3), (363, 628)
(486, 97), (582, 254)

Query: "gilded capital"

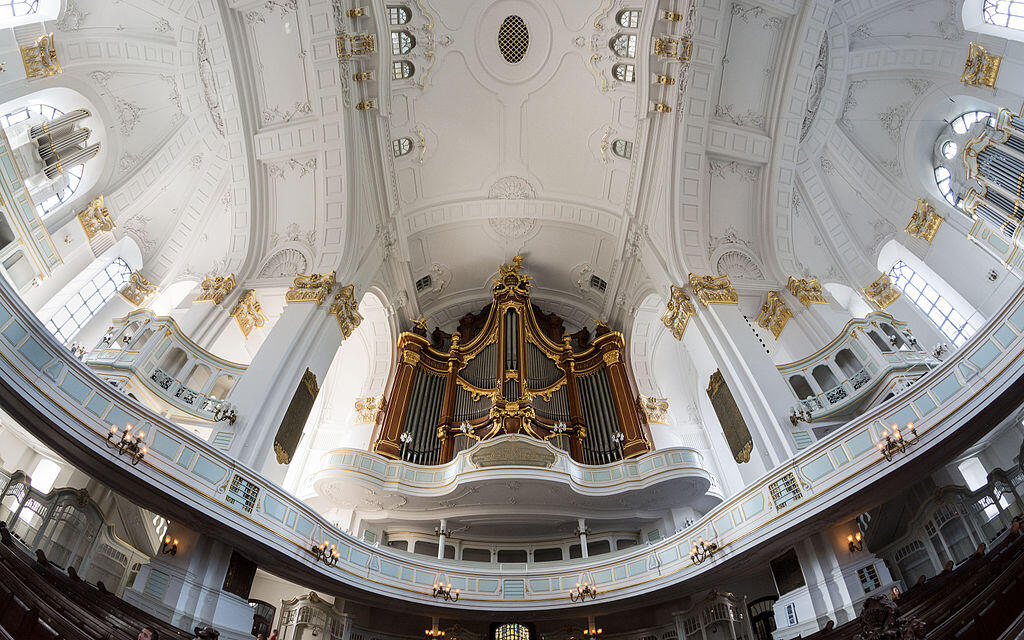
(118, 272), (158, 307)
(661, 284), (696, 340)
(194, 274), (236, 305)
(688, 273), (738, 307)
(638, 395), (669, 424)
(906, 199), (943, 244)
(354, 396), (386, 424)
(21, 33), (61, 78)
(961, 42), (1000, 88)
(230, 289), (267, 339)
(285, 271), (337, 306)
(755, 291), (793, 339)
(786, 276), (829, 306)
(861, 273), (901, 309)
(329, 283), (363, 339)
(76, 196), (114, 240)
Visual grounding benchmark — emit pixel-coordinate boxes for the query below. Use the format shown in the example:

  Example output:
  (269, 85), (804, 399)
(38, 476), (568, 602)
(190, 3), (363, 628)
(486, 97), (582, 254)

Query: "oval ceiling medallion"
(498, 15), (529, 63)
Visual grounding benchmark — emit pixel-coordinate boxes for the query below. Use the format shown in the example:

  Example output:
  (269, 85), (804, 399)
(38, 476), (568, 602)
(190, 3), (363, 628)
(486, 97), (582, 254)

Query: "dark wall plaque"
(273, 368), (319, 464)
(770, 548), (806, 595)
(222, 550), (257, 599)
(706, 369), (754, 463)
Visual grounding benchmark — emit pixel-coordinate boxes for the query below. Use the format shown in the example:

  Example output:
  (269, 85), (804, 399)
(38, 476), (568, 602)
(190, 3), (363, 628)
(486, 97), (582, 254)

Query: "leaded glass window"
(611, 34), (637, 58)
(392, 138), (412, 157)
(0, 0), (39, 16)
(392, 60), (414, 80)
(387, 5), (411, 25)
(45, 258), (133, 344)
(617, 9), (640, 28)
(613, 63), (635, 82)
(985, 0), (1024, 30)
(612, 139), (633, 158)
(887, 260), (976, 347)
(494, 624), (530, 640)
(392, 30), (415, 55)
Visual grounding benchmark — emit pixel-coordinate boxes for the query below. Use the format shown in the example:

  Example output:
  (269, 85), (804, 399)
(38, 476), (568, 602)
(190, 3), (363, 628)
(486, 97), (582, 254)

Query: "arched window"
(1, 1), (39, 17)
(392, 60), (414, 80)
(610, 34), (637, 58)
(933, 111), (993, 207)
(391, 30), (415, 55)
(392, 138), (412, 157)
(2, 104), (86, 217)
(44, 258), (132, 344)
(984, 0), (1024, 29)
(387, 5), (411, 25)
(613, 63), (635, 82)
(617, 9), (640, 28)
(887, 260), (976, 347)
(612, 139), (633, 159)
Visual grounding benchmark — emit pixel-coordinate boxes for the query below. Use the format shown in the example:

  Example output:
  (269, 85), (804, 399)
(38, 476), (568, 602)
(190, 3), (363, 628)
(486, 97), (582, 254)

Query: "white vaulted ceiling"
(30, 0), (1021, 331)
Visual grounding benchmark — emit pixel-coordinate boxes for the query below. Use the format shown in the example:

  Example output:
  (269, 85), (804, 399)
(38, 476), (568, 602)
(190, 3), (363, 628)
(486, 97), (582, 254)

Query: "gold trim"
(786, 276), (828, 306)
(76, 196), (114, 240)
(194, 274), (236, 305)
(905, 199), (943, 244)
(688, 273), (738, 307)
(755, 291), (792, 339)
(861, 273), (901, 310)
(230, 289), (266, 339)
(961, 42), (1000, 88)
(118, 272), (158, 307)
(286, 272), (337, 306)
(661, 284), (696, 339)
(329, 284), (362, 339)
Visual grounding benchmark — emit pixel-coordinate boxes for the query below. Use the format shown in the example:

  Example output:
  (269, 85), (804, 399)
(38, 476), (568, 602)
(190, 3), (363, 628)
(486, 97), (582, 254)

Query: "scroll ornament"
(961, 42), (1000, 88)
(118, 272), (158, 307)
(638, 395), (669, 424)
(285, 271), (337, 306)
(688, 273), (738, 307)
(230, 289), (267, 338)
(861, 273), (902, 310)
(194, 274), (236, 305)
(786, 276), (828, 306)
(354, 395), (386, 424)
(76, 196), (114, 240)
(330, 284), (363, 339)
(756, 291), (793, 339)
(661, 284), (697, 340)
(905, 199), (942, 244)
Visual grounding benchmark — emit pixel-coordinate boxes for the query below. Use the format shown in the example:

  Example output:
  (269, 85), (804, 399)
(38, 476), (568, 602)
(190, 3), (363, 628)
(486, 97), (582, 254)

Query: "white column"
(437, 519), (447, 559)
(692, 302), (797, 475)
(226, 294), (348, 480)
(578, 518), (589, 558)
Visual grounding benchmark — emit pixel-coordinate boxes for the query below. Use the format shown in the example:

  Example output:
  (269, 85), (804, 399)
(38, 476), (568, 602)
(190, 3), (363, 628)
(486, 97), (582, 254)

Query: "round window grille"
(498, 15), (529, 63)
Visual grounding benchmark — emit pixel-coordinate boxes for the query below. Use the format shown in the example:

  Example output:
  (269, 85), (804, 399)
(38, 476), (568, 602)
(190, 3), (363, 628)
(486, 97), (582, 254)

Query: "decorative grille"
(498, 16), (529, 63)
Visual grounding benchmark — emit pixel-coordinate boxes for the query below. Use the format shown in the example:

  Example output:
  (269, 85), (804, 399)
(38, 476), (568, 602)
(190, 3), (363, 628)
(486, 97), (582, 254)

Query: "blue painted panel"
(968, 340), (1000, 370)
(263, 495), (287, 522)
(801, 455), (834, 482)
(914, 394), (936, 416)
(742, 493), (765, 518)
(193, 455), (225, 484)
(151, 431), (180, 460)
(846, 430), (875, 457)
(17, 337), (50, 369)
(59, 375), (91, 404)
(994, 325), (1018, 348)
(2, 322), (26, 345)
(294, 514), (314, 538)
(932, 374), (962, 403)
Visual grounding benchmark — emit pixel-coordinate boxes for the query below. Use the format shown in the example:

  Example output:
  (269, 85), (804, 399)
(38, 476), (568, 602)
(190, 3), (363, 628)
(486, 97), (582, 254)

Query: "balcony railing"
(84, 309), (245, 423)
(779, 312), (939, 423)
(1, 266), (1024, 609)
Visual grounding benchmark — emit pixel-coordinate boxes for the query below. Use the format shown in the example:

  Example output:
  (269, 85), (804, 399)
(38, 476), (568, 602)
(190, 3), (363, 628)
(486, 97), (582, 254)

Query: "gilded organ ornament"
(21, 33), (61, 78)
(230, 289), (267, 339)
(286, 271), (337, 305)
(194, 274), (237, 305)
(661, 285), (697, 340)
(961, 43), (1001, 89)
(756, 291), (793, 339)
(118, 272), (158, 307)
(861, 273), (902, 310)
(905, 199), (943, 244)
(638, 395), (669, 424)
(786, 276), (828, 307)
(330, 284), (363, 339)
(76, 196), (114, 240)
(688, 273), (739, 307)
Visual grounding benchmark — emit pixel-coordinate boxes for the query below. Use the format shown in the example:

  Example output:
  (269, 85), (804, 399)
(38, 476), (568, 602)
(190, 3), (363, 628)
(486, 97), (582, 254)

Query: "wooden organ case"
(372, 258), (652, 465)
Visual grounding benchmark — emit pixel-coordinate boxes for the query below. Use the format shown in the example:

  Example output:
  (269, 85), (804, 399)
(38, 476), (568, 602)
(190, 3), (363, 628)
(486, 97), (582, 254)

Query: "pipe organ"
(373, 257), (651, 465)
